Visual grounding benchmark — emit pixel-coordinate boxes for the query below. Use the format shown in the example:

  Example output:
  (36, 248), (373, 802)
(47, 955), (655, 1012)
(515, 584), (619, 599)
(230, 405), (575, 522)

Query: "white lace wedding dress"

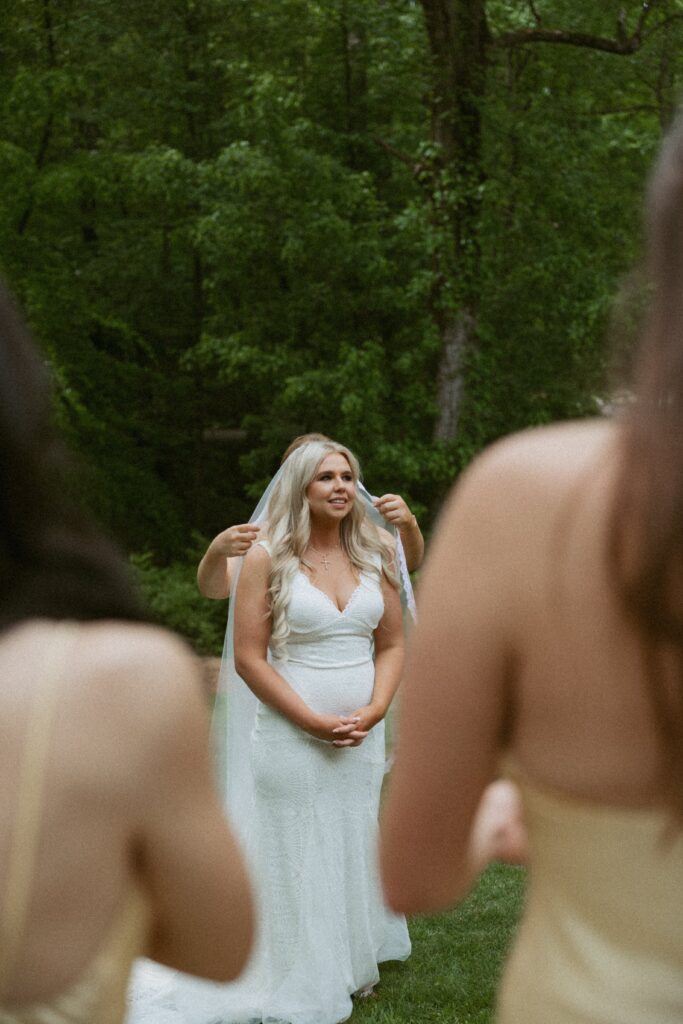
(126, 550), (410, 1024)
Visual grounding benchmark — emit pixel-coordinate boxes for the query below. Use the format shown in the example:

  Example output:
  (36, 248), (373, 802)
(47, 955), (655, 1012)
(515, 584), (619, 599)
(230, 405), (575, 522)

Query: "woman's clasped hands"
(305, 705), (384, 747)
(306, 703), (385, 747)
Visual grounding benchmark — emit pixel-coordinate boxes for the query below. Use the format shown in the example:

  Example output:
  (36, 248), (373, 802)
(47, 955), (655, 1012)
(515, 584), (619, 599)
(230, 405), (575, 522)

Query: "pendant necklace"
(308, 544), (340, 572)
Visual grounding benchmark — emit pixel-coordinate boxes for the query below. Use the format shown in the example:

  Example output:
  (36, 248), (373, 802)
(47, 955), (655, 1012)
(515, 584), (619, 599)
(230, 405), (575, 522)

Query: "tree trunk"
(340, 0), (369, 168)
(17, 0), (57, 236)
(419, 0), (489, 441)
(420, 0), (672, 441)
(434, 311), (476, 441)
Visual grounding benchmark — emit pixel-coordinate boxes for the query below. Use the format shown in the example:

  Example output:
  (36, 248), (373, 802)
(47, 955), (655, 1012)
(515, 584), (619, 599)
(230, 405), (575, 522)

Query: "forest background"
(2, 0), (683, 653)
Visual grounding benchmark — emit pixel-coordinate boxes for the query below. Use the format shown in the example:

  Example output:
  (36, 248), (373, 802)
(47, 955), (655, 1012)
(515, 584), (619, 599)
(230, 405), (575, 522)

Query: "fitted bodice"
(272, 565), (384, 671)
(497, 777), (683, 1023)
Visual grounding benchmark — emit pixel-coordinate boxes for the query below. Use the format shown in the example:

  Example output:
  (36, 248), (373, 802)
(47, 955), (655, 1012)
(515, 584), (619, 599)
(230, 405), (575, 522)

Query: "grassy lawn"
(353, 865), (526, 1024)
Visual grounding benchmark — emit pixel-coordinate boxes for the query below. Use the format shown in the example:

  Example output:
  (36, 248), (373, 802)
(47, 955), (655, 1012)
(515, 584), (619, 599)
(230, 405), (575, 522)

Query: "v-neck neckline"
(298, 570), (363, 616)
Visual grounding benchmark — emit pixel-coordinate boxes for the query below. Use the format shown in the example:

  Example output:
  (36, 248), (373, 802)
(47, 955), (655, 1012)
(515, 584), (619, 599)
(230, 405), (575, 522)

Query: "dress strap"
(0, 622), (76, 999)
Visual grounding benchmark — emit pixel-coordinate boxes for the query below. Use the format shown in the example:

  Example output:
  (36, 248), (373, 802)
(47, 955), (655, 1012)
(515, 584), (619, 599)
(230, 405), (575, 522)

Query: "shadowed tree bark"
(17, 0), (57, 236)
(412, 0), (676, 441)
(420, 0), (488, 441)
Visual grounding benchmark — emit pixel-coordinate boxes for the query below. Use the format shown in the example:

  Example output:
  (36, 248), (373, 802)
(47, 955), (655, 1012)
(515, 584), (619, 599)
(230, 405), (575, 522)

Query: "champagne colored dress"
(497, 776), (683, 1023)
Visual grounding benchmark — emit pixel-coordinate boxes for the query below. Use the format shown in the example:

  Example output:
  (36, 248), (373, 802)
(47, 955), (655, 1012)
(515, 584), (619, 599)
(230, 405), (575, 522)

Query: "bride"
(128, 438), (410, 1024)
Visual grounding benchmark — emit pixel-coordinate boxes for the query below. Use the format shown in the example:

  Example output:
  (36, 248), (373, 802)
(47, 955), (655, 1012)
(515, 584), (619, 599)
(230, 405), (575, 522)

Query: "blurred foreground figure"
(381, 110), (683, 1022)
(0, 285), (253, 1022)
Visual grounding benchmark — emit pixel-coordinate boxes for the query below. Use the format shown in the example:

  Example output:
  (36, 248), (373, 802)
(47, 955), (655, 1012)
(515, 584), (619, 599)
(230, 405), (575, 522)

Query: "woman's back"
(490, 419), (683, 1019)
(495, 418), (663, 804)
(381, 416), (683, 1023)
(0, 281), (253, 1021)
(0, 619), (253, 1019)
(383, 104), (683, 1022)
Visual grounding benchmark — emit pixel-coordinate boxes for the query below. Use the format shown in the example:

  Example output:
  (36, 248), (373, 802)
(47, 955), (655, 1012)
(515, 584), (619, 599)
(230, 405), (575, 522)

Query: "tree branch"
(643, 12), (683, 43)
(19, 1), (58, 235)
(17, 112), (54, 236)
(575, 103), (660, 117)
(373, 136), (421, 175)
(43, 0), (56, 66)
(496, 28), (638, 53)
(495, 0), (664, 54)
(634, 0), (662, 39)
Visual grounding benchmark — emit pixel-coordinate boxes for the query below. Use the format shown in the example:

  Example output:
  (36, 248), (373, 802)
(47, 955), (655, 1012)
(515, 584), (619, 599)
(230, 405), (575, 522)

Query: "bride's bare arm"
(346, 575), (404, 735)
(234, 545), (360, 745)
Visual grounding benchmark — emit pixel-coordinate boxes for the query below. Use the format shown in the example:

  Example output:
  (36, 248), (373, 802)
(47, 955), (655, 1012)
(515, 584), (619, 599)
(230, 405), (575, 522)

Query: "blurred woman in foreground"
(0, 285), (253, 1022)
(381, 112), (683, 1021)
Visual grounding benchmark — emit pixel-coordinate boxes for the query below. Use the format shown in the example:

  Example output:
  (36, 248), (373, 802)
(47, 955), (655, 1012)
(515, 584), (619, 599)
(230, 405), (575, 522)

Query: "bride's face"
(306, 453), (355, 523)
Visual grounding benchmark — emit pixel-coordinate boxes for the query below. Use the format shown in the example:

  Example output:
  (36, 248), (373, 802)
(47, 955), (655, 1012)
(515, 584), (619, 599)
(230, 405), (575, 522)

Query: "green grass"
(354, 865), (526, 1024)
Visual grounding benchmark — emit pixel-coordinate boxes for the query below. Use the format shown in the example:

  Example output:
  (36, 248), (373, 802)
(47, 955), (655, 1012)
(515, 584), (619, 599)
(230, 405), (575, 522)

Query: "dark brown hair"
(610, 112), (683, 815)
(0, 282), (144, 630)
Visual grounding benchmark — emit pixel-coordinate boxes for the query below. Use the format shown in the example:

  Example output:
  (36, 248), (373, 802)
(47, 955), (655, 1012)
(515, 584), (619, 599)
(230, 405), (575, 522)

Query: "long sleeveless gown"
(127, 555), (410, 1024)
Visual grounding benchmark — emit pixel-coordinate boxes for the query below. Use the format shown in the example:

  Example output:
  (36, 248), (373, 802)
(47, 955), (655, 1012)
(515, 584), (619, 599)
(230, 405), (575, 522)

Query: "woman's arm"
(197, 525), (260, 599)
(234, 545), (363, 745)
(135, 638), (255, 981)
(346, 573), (405, 735)
(380, 450), (518, 914)
(468, 780), (529, 869)
(373, 493), (425, 571)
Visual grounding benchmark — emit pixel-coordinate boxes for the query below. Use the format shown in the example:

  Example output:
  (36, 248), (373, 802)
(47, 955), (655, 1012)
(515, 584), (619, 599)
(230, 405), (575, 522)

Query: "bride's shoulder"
(238, 540), (272, 591)
(244, 538), (272, 562)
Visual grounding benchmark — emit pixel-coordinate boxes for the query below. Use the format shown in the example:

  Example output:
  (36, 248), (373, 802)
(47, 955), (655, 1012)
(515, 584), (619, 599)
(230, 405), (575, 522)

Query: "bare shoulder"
(0, 622), (209, 804)
(429, 419), (620, 578)
(66, 622), (203, 726)
(240, 540), (271, 581)
(471, 418), (613, 484)
(76, 620), (196, 679)
(243, 540), (271, 565)
(451, 420), (617, 517)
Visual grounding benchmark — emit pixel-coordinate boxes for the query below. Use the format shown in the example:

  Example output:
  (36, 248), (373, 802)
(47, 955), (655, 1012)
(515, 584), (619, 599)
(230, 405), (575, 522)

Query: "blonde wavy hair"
(266, 440), (399, 657)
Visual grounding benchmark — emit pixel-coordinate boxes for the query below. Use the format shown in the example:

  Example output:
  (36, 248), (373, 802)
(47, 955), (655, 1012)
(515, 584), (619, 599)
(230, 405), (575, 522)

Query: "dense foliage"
(2, 3), (682, 629)
(131, 549), (227, 656)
